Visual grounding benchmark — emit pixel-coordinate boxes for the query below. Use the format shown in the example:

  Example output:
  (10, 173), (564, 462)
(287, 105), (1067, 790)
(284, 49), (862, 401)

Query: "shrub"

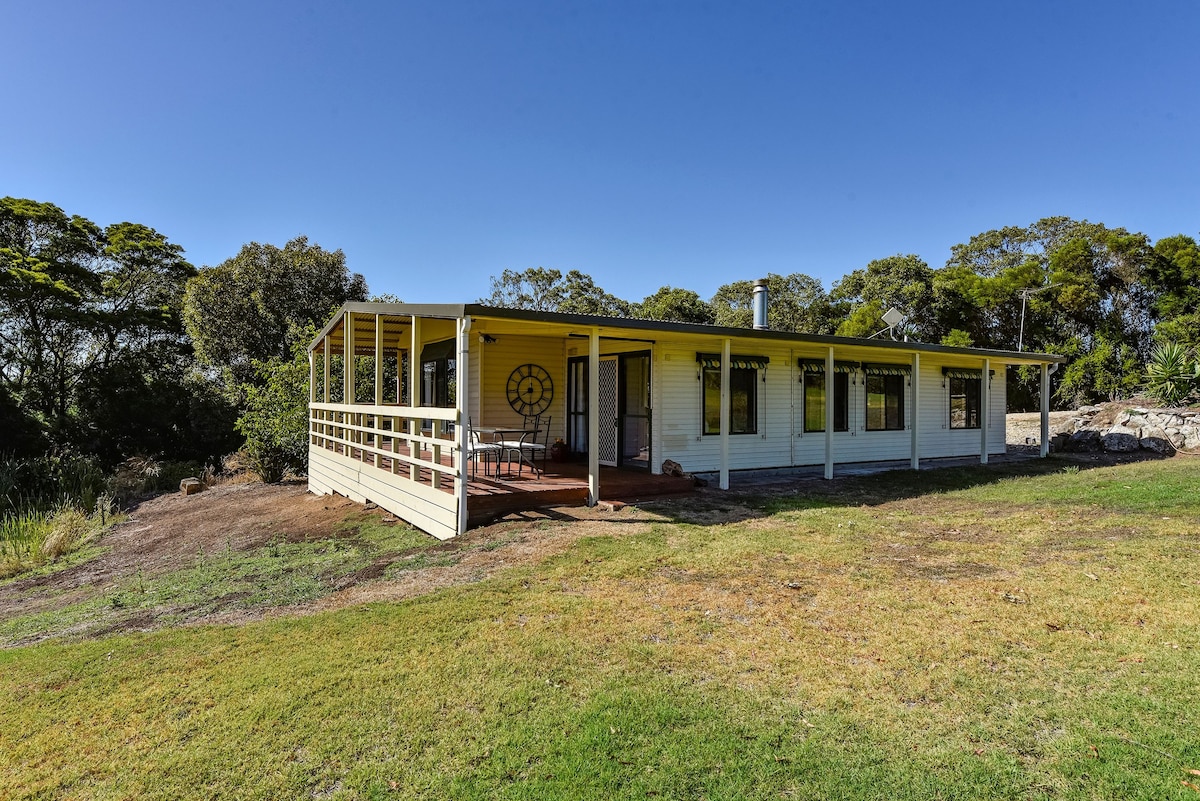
(236, 347), (310, 484)
(1144, 342), (1199, 406)
(0, 452), (107, 518)
(0, 499), (115, 578)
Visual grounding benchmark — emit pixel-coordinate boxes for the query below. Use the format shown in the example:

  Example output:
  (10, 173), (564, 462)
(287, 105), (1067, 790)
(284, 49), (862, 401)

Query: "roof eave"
(309, 302), (1066, 364)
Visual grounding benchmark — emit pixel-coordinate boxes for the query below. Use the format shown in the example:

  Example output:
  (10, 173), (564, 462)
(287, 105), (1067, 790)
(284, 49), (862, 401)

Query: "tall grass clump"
(0, 451), (108, 518)
(0, 499), (115, 579)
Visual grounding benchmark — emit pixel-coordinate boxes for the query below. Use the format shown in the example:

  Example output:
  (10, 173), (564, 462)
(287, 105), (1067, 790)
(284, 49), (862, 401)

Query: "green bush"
(1144, 342), (1199, 406)
(236, 346), (310, 483)
(0, 452), (107, 518)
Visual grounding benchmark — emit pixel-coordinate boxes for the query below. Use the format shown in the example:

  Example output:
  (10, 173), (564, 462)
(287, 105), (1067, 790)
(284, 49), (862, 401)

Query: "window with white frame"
(863, 364), (909, 431)
(944, 367), (987, 429)
(697, 353), (769, 435)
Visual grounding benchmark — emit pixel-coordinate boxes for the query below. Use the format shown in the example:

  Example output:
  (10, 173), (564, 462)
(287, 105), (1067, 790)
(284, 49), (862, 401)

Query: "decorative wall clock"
(506, 363), (554, 417)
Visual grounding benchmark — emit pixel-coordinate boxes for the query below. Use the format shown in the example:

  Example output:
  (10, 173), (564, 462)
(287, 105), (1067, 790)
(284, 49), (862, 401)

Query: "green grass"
(2, 457), (1200, 799)
(0, 513), (442, 646)
(0, 504), (116, 579)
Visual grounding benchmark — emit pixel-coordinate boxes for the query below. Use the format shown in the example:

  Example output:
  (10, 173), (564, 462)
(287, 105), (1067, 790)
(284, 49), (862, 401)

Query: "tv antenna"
(1016, 284), (1060, 352)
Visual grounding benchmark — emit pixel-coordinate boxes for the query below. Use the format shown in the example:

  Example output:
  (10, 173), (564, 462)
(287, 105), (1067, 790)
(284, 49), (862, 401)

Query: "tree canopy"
(183, 237), (367, 385)
(7, 191), (1200, 479)
(0, 197), (235, 463)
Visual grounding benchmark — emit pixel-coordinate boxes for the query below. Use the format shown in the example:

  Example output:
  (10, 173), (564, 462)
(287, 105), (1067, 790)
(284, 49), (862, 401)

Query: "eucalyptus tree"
(0, 197), (231, 462)
(183, 236), (367, 387)
(830, 255), (936, 340)
(637, 286), (715, 324)
(710, 272), (836, 333)
(937, 217), (1158, 407)
(481, 267), (630, 316)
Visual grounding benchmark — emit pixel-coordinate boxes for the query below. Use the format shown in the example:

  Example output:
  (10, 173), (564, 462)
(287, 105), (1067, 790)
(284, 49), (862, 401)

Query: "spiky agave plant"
(1144, 342), (1199, 406)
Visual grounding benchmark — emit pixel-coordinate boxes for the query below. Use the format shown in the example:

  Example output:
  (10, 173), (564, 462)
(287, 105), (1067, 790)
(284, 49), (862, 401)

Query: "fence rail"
(308, 402), (462, 539)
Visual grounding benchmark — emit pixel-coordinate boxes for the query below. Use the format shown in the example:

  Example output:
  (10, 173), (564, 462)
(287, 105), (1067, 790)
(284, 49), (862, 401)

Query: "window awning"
(798, 358), (859, 374)
(862, 362), (912, 377)
(941, 367), (995, 379)
(696, 353), (770, 370)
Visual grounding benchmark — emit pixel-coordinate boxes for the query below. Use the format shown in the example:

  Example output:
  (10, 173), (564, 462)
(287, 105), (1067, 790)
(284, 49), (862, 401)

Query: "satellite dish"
(882, 307), (907, 328)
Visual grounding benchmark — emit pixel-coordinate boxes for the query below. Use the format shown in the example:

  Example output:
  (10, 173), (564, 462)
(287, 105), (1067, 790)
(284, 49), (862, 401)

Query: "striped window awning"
(798, 358), (859, 374)
(696, 353), (770, 370)
(862, 362), (912, 377)
(941, 367), (995, 380)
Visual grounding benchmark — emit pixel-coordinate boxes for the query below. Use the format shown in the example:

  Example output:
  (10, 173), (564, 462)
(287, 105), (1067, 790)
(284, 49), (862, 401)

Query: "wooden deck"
(464, 460), (696, 527)
(313, 440), (695, 529)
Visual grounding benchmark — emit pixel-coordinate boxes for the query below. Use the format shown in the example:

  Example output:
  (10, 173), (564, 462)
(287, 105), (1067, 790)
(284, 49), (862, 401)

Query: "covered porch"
(306, 304), (644, 538)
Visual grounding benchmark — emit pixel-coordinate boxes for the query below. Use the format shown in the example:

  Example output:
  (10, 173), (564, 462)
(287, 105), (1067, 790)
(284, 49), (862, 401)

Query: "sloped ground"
(0, 412), (1149, 646)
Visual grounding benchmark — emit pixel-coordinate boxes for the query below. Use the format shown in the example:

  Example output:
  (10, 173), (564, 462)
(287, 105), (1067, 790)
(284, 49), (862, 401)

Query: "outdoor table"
(476, 427), (541, 476)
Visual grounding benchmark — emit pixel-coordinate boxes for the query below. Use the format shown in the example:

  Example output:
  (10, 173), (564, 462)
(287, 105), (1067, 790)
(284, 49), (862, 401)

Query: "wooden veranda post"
(374, 314), (383, 406)
(456, 316), (471, 535)
(910, 351), (920, 470)
(588, 328), (600, 506)
(824, 346), (834, 480)
(980, 357), (990, 465)
(719, 337), (730, 490)
(409, 315), (422, 481)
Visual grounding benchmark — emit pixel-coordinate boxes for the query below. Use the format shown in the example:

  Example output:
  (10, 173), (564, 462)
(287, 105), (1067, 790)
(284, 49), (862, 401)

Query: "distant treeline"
(3, 197), (1197, 481)
(481, 218), (1200, 410)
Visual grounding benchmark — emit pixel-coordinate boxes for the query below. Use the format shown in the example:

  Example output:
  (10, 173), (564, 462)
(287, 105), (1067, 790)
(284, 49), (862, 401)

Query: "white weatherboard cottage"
(306, 295), (1065, 540)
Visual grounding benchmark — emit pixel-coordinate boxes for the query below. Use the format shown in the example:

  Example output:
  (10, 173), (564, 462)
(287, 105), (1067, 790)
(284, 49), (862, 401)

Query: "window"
(420, 339), (456, 407)
(865, 374), (904, 431)
(703, 367), (757, 434)
(803, 371), (849, 432)
(949, 376), (981, 429)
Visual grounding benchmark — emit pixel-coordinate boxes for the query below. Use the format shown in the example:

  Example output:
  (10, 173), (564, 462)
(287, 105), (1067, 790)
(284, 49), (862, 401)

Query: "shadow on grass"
(636, 451), (1171, 526)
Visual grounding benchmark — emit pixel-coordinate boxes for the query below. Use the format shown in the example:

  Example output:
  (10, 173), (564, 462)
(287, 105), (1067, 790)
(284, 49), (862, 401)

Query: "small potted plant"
(550, 437), (568, 462)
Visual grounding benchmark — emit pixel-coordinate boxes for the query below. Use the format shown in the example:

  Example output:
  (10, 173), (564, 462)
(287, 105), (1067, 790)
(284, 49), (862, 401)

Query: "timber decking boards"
(312, 440), (695, 528)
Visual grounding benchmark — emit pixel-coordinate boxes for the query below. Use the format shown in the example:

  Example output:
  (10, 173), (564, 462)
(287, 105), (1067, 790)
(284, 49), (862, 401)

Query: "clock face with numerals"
(506, 363), (554, 417)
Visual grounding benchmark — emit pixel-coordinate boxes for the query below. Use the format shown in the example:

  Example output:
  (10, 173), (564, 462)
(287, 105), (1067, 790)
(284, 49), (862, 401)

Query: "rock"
(661, 459), (687, 477)
(1064, 430), (1102, 452)
(1102, 425), (1142, 452)
(1139, 427), (1172, 454)
(1050, 432), (1071, 453)
(180, 477), (204, 496)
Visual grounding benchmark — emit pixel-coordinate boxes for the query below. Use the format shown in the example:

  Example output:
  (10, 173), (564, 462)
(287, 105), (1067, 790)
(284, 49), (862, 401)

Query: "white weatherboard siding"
(653, 342), (793, 473)
(652, 346), (1009, 472)
(917, 363), (1007, 458)
(476, 334), (567, 443)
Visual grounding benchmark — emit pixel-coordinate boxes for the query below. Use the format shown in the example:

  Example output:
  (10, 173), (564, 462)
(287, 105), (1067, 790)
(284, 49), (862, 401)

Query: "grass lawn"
(2, 456), (1199, 799)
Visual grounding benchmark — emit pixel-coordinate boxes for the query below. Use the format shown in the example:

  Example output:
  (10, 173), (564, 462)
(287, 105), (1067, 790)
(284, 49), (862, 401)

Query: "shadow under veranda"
(630, 449), (1171, 527)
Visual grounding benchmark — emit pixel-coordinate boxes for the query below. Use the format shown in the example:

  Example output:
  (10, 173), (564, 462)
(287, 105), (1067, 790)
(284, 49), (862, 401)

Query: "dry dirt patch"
(0, 482), (672, 639)
(0, 481), (362, 623)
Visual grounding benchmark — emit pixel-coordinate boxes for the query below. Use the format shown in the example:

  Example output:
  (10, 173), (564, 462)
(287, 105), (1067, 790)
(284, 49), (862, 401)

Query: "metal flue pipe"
(752, 278), (768, 329)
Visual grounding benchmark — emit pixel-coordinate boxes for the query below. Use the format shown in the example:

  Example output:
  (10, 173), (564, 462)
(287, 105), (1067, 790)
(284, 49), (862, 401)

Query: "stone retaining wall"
(1057, 405), (1200, 455)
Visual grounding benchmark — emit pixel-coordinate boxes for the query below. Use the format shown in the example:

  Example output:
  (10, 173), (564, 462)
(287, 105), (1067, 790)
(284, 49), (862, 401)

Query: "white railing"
(308, 402), (461, 539)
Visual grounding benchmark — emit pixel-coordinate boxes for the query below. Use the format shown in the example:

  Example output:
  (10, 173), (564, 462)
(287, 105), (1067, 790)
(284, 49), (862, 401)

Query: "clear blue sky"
(3, 1), (1197, 303)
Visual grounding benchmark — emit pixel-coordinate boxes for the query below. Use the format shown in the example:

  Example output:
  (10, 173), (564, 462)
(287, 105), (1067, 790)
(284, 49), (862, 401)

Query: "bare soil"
(1003, 410), (1077, 453)
(0, 480), (666, 642)
(0, 411), (1140, 642)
